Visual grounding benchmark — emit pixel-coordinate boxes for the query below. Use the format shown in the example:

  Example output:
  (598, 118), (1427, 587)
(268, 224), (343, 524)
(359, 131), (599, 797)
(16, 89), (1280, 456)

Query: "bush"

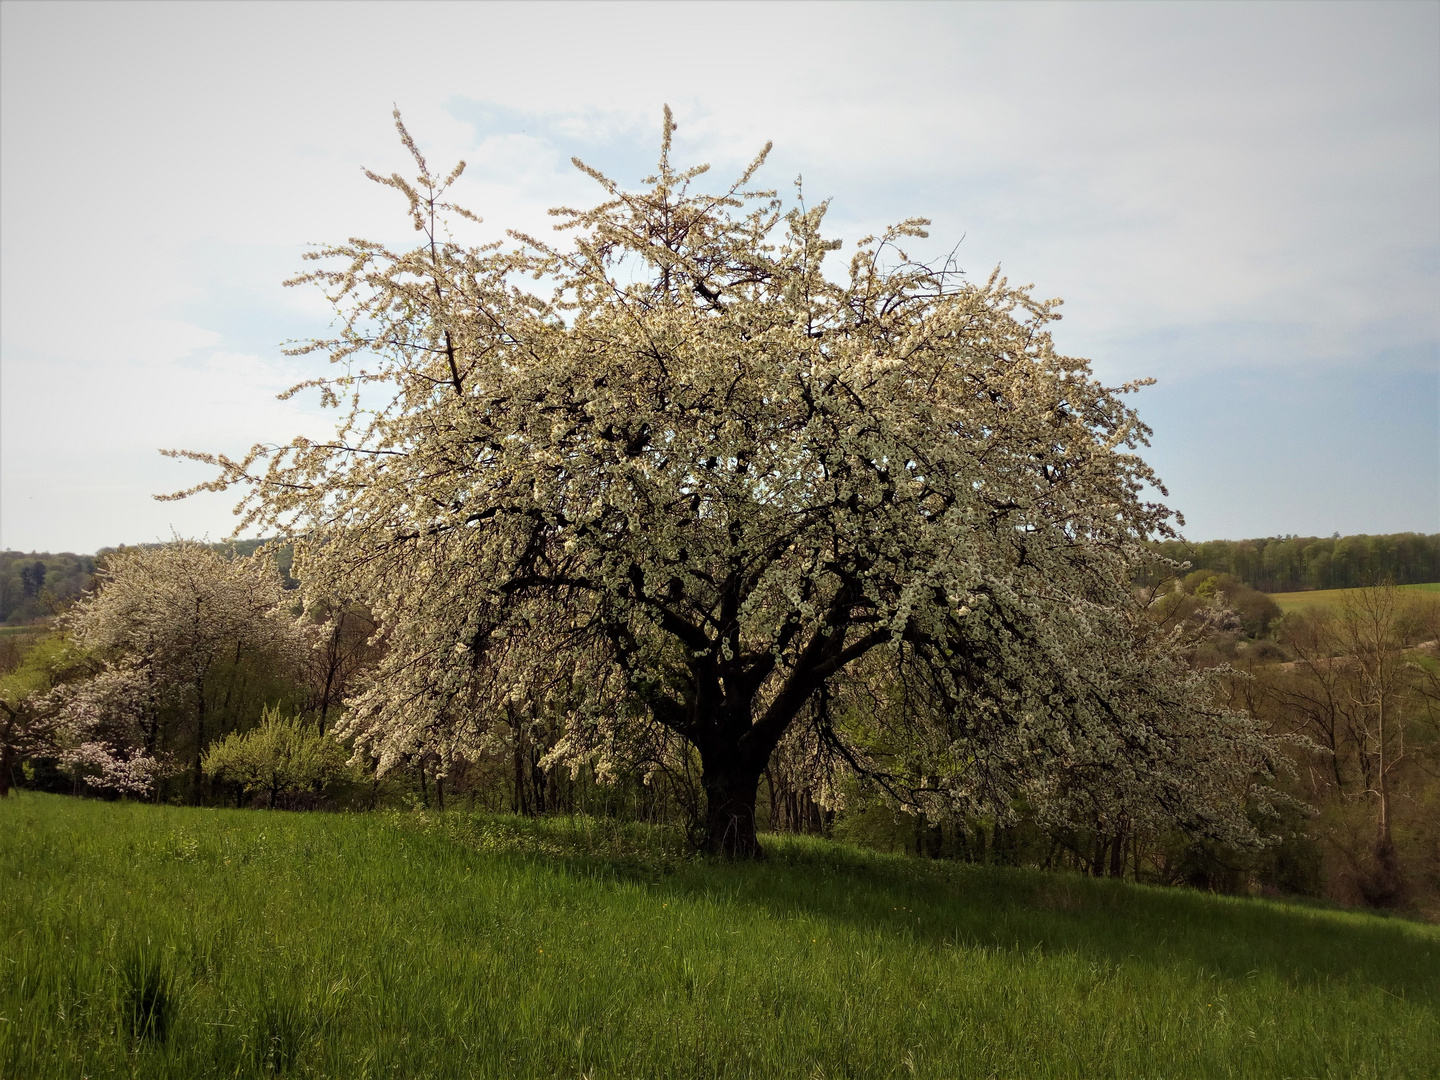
(1182, 571), (1281, 638)
(202, 708), (347, 808)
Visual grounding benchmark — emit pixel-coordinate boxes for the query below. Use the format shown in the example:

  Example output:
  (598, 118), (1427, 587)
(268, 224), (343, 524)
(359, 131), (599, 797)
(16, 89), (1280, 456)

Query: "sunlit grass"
(1269, 581), (1440, 613)
(2, 793), (1436, 1078)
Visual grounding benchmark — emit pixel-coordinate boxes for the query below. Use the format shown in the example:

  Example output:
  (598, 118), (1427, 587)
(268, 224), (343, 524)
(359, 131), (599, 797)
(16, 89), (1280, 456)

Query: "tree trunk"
(193, 670), (209, 803)
(1369, 830), (1404, 907)
(530, 749), (547, 815)
(1109, 829), (1126, 878)
(701, 761), (763, 858)
(765, 765), (777, 831)
(512, 728), (526, 815)
(0, 744), (15, 797)
(1376, 691), (1392, 855)
(319, 619), (341, 735)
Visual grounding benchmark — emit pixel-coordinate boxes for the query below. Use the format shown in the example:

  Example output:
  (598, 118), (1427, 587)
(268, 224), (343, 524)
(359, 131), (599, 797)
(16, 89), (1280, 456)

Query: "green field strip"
(2, 794), (1436, 1079)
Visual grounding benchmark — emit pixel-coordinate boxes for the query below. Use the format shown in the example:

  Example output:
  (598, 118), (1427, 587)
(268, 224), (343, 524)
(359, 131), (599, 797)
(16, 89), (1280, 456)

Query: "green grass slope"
(1268, 581), (1440, 613)
(2, 795), (1436, 1079)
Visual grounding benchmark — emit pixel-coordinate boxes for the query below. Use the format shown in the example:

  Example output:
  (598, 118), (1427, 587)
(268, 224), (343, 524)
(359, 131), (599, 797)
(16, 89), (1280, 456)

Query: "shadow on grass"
(413, 811), (1440, 1003)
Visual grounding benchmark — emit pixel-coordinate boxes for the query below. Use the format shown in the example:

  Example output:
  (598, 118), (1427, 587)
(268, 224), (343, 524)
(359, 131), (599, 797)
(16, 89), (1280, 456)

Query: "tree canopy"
(54, 541), (304, 797)
(169, 109), (1282, 856)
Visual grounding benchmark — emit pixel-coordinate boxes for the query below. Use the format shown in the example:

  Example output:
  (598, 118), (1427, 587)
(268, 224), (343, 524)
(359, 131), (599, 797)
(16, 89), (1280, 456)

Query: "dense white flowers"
(167, 109), (1284, 854)
(55, 541), (305, 794)
(45, 668), (160, 795)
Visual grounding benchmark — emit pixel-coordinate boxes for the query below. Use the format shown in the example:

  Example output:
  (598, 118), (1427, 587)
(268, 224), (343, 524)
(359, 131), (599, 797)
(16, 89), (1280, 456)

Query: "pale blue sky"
(2, 0), (1436, 553)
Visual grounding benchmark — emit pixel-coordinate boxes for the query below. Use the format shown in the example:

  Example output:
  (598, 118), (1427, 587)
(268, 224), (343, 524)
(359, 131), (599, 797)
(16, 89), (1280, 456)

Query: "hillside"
(1268, 580), (1440, 613)
(2, 795), (1436, 1079)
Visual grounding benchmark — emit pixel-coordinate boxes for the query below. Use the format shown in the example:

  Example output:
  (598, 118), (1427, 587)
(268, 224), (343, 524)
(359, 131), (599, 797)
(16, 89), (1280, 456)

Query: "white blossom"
(57, 540), (307, 794)
(167, 109), (1284, 854)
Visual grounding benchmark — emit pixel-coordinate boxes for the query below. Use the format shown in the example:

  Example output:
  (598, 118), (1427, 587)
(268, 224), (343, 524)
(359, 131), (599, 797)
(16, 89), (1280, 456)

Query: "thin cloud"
(1, 1), (1434, 550)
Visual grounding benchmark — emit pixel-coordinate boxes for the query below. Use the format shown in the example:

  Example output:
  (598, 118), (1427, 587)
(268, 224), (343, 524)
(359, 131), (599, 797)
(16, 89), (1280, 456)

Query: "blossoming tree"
(60, 541), (305, 797)
(168, 110), (1282, 855)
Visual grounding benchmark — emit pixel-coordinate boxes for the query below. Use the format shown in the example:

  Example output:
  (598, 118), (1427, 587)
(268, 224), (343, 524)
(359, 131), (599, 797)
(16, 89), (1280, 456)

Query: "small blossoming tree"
(59, 541), (306, 797)
(168, 110), (1283, 855)
(46, 667), (163, 796)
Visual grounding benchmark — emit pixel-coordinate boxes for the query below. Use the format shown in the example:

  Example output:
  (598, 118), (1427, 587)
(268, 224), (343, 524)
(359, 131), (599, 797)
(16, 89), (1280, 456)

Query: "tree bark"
(700, 758), (764, 858)
(193, 677), (208, 804)
(764, 765), (777, 832)
(512, 727), (526, 815)
(530, 748), (547, 815)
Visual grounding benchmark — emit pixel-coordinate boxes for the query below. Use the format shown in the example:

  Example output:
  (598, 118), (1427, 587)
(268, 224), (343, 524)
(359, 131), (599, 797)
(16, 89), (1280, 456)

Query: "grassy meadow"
(2, 794), (1437, 1079)
(1267, 581), (1440, 613)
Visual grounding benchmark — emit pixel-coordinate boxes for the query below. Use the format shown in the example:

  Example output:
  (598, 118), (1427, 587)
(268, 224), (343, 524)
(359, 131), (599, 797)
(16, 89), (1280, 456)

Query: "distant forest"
(1, 533), (1435, 624)
(0, 552), (96, 625)
(0, 540), (291, 625)
(1144, 532), (1439, 592)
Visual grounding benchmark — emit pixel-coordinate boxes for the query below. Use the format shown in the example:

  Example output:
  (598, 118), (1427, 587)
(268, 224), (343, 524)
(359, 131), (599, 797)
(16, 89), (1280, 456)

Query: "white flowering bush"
(169, 110), (1284, 855)
(46, 667), (163, 796)
(57, 541), (307, 798)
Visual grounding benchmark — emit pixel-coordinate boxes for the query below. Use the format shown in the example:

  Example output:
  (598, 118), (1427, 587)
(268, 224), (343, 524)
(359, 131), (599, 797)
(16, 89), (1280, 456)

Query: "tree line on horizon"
(1144, 531), (1439, 593)
(0, 541), (293, 626)
(4, 531), (1434, 627)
